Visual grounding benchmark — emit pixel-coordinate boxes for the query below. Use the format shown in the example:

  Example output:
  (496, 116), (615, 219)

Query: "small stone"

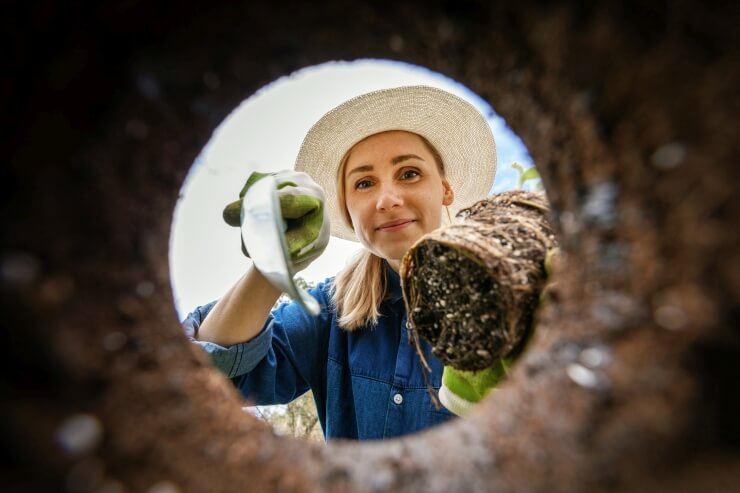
(389, 34), (404, 53)
(566, 363), (609, 391)
(56, 413), (103, 455)
(135, 281), (155, 297)
(579, 346), (611, 368)
(651, 142), (687, 169)
(654, 304), (688, 330)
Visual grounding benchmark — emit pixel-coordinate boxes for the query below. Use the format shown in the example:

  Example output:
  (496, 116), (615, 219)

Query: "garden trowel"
(240, 174), (321, 316)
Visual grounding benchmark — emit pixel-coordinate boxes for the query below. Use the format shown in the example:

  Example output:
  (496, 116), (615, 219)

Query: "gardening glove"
(439, 358), (513, 416)
(222, 170), (330, 272)
(438, 248), (560, 416)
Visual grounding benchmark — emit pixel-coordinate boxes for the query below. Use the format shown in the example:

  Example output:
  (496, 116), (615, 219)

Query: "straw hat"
(295, 85), (497, 241)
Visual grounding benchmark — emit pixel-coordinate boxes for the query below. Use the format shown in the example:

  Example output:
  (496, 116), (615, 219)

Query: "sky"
(169, 59), (534, 318)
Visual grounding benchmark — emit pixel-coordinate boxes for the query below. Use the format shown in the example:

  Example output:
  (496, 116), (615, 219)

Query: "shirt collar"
(385, 261), (404, 303)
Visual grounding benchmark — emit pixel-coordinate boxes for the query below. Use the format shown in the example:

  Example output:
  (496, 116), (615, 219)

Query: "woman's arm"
(196, 265), (282, 346)
(186, 277), (332, 408)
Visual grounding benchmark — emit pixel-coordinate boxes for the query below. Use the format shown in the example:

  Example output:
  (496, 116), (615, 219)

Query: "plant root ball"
(401, 191), (557, 372)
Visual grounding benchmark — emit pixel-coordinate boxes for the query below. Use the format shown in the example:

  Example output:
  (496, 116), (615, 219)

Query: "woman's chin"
(365, 228), (429, 263)
(377, 242), (416, 265)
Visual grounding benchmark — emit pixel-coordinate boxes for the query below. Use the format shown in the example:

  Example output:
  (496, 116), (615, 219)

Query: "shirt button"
(393, 393), (403, 405)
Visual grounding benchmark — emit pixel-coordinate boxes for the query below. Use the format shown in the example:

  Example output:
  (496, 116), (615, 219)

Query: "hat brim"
(295, 85), (497, 241)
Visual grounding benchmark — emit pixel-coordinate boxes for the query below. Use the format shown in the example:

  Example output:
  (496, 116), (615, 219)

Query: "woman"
(183, 86), (497, 440)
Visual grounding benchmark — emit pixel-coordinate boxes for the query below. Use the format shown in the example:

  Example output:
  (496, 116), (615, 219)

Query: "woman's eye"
(355, 179), (373, 190)
(401, 169), (421, 180)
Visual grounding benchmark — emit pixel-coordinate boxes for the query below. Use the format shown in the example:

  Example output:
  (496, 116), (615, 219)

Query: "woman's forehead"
(343, 130), (443, 177)
(345, 131), (432, 165)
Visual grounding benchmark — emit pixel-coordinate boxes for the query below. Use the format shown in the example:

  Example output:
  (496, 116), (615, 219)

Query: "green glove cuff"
(440, 359), (511, 416)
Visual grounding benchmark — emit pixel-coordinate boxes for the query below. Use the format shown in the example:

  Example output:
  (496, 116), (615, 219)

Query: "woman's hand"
(223, 170), (331, 272)
(439, 248), (560, 416)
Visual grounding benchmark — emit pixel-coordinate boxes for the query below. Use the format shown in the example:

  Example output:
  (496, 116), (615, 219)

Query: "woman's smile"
(376, 218), (416, 232)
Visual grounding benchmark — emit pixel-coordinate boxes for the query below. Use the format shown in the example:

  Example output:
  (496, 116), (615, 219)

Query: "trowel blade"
(240, 175), (320, 316)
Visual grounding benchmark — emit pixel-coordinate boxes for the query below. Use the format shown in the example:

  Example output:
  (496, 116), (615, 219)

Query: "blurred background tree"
(249, 277), (324, 442)
(254, 392), (324, 442)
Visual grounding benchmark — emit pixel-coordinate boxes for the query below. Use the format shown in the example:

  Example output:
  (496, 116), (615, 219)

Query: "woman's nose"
(376, 183), (403, 211)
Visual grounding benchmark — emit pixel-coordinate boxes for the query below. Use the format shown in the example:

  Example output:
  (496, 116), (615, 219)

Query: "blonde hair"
(331, 132), (445, 330)
(332, 250), (387, 330)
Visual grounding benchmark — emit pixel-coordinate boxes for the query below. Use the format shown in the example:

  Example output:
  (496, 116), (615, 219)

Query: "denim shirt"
(182, 264), (455, 440)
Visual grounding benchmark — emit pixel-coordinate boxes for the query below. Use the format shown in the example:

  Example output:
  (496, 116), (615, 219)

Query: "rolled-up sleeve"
(181, 281), (333, 406)
(181, 300), (274, 378)
(195, 328), (274, 378)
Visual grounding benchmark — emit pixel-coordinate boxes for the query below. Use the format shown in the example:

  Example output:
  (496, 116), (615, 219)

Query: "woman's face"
(343, 130), (454, 270)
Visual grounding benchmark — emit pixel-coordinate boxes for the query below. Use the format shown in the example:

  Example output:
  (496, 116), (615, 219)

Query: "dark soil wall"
(3, 1), (739, 491)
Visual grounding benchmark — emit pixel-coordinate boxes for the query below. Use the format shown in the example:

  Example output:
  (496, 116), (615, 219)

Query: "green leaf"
(521, 167), (540, 182)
